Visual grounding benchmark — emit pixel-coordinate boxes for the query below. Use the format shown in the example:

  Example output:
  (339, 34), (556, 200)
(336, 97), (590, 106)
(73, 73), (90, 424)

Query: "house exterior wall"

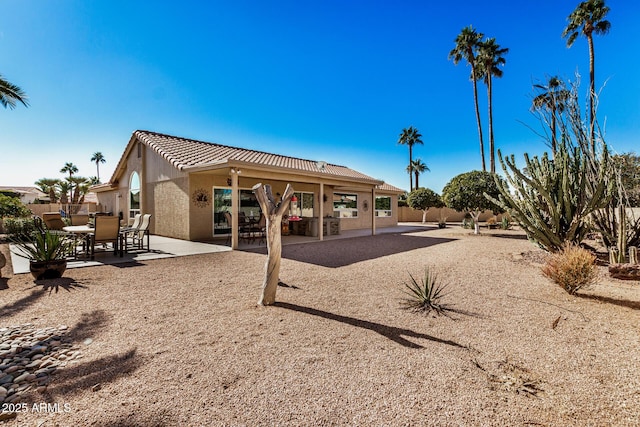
(144, 144), (190, 239)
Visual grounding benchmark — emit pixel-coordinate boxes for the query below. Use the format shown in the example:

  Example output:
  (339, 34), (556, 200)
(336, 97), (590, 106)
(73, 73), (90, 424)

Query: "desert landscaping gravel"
(0, 227), (638, 426)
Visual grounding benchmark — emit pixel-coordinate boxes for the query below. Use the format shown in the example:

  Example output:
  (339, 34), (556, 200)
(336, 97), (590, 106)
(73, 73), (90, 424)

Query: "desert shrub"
(400, 267), (453, 315)
(4, 217), (38, 239)
(542, 243), (597, 294)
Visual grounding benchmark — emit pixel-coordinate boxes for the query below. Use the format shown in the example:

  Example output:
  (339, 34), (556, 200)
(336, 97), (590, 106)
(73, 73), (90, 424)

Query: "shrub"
(0, 194), (31, 218)
(542, 243), (597, 294)
(400, 267), (453, 315)
(4, 217), (38, 239)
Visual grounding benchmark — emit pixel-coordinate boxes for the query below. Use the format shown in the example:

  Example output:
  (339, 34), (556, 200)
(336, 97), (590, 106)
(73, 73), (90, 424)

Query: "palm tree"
(88, 176), (100, 185)
(449, 26), (486, 171)
(67, 176), (89, 205)
(34, 178), (60, 203)
(60, 162), (78, 179)
(0, 74), (29, 109)
(57, 181), (72, 205)
(410, 159), (429, 189)
(90, 152), (106, 182)
(532, 76), (570, 155)
(477, 38), (508, 174)
(562, 0), (611, 154)
(397, 126), (423, 191)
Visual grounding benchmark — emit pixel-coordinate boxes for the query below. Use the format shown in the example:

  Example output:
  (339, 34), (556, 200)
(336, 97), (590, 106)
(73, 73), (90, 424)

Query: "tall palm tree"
(34, 178), (60, 203)
(477, 38), (508, 174)
(60, 162), (78, 179)
(397, 126), (423, 191)
(410, 159), (429, 189)
(0, 74), (28, 109)
(562, 0), (611, 154)
(532, 76), (570, 155)
(90, 152), (106, 182)
(449, 26), (486, 171)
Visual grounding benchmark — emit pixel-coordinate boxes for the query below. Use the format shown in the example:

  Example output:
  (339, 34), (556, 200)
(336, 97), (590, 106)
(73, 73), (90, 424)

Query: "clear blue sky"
(2, 0), (638, 193)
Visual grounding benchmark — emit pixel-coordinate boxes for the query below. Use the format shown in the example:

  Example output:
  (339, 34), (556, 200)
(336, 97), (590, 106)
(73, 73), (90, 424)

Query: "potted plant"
(437, 215), (448, 229)
(11, 230), (74, 280)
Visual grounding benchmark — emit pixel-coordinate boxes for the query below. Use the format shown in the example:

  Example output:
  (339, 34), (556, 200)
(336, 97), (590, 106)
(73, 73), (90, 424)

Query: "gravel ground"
(0, 227), (639, 426)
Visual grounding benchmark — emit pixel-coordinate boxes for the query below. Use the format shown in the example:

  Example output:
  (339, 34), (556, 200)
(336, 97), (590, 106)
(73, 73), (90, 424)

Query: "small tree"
(407, 188), (444, 224)
(442, 170), (503, 235)
(253, 183), (295, 306)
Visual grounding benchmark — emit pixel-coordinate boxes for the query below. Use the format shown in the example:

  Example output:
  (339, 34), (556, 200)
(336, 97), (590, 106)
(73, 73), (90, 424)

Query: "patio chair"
(70, 214), (90, 226)
(238, 212), (254, 243)
(124, 213), (151, 252)
(251, 213), (266, 244)
(86, 216), (122, 260)
(42, 212), (66, 230)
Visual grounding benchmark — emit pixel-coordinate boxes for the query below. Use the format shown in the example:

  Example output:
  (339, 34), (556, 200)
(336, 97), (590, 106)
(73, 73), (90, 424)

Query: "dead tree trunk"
(253, 183), (294, 306)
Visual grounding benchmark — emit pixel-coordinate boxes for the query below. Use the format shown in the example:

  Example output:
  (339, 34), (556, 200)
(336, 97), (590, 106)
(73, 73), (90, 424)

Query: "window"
(375, 196), (392, 217)
(291, 192), (314, 217)
(129, 172), (140, 218)
(333, 193), (358, 218)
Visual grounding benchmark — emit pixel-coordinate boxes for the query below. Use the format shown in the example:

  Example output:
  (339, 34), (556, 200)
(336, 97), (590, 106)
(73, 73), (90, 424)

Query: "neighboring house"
(93, 130), (404, 248)
(0, 186), (47, 204)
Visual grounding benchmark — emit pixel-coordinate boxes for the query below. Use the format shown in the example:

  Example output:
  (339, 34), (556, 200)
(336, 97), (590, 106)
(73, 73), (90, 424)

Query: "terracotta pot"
(29, 259), (67, 280)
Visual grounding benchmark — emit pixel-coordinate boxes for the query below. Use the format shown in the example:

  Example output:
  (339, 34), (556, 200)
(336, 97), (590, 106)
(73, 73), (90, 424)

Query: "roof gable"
(107, 130), (384, 186)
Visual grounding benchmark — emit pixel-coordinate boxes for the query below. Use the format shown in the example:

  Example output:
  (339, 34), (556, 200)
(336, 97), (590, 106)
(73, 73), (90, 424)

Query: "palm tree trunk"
(408, 145), (413, 191)
(487, 75), (495, 174)
(588, 34), (596, 155)
(471, 67), (486, 172)
(414, 170), (419, 189)
(96, 163), (100, 181)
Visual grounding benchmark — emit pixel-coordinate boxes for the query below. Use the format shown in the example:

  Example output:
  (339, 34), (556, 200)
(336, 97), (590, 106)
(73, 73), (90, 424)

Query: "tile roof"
(376, 183), (406, 193)
(111, 130), (383, 185)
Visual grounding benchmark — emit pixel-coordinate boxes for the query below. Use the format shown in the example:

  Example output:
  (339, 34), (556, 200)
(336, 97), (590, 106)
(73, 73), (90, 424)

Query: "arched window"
(129, 172), (140, 217)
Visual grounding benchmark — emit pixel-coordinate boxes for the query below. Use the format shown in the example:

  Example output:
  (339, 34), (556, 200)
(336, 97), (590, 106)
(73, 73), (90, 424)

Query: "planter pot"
(29, 259), (67, 280)
(438, 223), (447, 229)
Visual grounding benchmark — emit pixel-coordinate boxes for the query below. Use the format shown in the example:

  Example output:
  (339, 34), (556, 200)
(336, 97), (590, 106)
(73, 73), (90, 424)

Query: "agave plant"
(11, 230), (74, 261)
(400, 267), (453, 316)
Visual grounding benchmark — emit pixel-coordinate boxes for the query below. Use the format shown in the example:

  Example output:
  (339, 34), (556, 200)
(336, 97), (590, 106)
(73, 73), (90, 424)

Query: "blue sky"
(1, 0), (638, 193)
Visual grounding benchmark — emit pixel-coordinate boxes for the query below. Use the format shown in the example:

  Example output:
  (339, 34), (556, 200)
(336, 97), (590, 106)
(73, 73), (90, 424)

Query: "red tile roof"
(108, 130), (385, 186)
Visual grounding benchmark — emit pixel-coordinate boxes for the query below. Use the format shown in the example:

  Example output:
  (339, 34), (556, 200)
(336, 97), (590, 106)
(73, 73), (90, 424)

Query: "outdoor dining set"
(42, 212), (152, 260)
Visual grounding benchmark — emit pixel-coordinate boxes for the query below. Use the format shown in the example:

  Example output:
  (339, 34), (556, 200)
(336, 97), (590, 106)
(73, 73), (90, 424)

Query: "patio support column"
(371, 188), (376, 236)
(318, 183), (324, 241)
(231, 170), (239, 249)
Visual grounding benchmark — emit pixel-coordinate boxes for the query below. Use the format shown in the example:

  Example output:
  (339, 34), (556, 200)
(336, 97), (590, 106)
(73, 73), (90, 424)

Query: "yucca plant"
(11, 230), (74, 261)
(400, 267), (453, 316)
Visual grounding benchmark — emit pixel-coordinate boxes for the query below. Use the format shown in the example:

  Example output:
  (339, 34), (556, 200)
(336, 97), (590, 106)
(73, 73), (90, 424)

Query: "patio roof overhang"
(185, 160), (384, 190)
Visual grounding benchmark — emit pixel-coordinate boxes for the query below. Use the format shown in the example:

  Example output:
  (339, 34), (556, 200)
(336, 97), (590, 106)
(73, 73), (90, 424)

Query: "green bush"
(0, 194), (31, 218)
(4, 217), (38, 239)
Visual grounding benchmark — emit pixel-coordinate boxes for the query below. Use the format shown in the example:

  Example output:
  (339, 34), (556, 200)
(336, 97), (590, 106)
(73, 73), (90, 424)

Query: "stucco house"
(93, 130), (404, 248)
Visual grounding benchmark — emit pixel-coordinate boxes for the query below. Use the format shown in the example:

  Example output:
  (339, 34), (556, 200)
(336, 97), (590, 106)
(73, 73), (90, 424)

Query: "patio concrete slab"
(10, 235), (231, 275)
(10, 223), (434, 275)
